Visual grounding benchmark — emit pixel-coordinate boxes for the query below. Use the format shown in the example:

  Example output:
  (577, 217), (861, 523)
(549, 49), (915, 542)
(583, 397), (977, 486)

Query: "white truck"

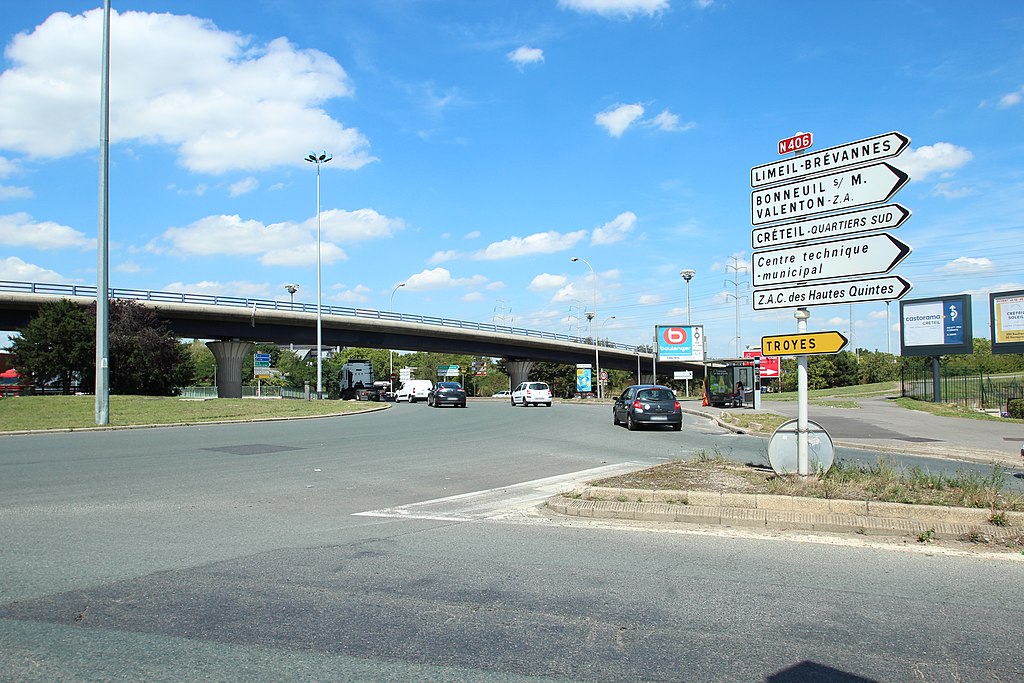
(338, 360), (393, 401)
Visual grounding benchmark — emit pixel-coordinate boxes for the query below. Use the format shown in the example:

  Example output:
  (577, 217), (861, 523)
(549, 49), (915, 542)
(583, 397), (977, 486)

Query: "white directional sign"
(752, 275), (913, 311)
(751, 163), (909, 226)
(751, 203), (911, 250)
(751, 131), (910, 188)
(752, 233), (912, 288)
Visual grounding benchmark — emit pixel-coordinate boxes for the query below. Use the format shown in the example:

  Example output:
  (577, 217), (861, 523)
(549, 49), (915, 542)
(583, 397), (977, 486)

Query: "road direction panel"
(751, 203), (911, 250)
(751, 163), (909, 226)
(752, 275), (912, 311)
(752, 233), (911, 288)
(751, 131), (910, 188)
(761, 331), (848, 356)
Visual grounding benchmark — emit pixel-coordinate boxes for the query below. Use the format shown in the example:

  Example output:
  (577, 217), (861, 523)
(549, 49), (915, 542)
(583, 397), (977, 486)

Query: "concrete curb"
(548, 486), (1024, 541)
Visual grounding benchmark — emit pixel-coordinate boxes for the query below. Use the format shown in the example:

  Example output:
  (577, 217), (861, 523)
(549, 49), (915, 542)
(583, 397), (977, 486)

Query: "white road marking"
(353, 462), (648, 521)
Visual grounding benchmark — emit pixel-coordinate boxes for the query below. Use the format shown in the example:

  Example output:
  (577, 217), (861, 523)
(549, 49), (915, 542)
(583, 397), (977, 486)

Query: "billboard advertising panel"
(990, 289), (1024, 354)
(655, 325), (705, 363)
(899, 295), (973, 357)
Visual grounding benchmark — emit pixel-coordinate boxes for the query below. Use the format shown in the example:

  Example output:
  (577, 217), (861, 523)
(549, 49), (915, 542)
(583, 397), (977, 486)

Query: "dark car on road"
(612, 384), (682, 431)
(428, 381), (467, 408)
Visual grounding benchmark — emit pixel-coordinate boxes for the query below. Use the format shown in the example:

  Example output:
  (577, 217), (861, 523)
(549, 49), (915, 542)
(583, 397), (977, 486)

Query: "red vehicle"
(0, 368), (27, 397)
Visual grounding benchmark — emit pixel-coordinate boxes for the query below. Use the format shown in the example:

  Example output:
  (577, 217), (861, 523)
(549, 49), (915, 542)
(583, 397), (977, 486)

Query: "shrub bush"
(1008, 398), (1024, 419)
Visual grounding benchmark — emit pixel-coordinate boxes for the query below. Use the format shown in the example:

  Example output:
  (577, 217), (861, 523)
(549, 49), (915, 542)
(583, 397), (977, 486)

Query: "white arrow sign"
(751, 203), (911, 250)
(752, 275), (913, 311)
(751, 131), (910, 188)
(751, 162), (909, 226)
(752, 233), (912, 288)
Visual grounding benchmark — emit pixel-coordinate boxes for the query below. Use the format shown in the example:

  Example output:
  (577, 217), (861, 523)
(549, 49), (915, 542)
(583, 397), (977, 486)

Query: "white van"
(396, 379), (433, 403)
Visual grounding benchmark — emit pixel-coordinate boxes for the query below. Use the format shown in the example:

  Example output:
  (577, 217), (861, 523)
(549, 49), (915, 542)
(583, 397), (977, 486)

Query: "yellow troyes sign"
(761, 331), (849, 356)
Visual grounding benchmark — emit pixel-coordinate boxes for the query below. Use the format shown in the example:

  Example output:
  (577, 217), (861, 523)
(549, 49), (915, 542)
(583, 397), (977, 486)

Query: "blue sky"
(2, 0), (1023, 358)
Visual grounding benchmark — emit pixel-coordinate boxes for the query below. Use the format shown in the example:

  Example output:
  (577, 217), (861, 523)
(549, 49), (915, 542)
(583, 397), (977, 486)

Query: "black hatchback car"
(612, 385), (682, 431)
(428, 381), (467, 408)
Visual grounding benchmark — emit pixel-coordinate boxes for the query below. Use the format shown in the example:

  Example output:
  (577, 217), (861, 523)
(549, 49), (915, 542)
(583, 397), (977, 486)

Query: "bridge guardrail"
(1, 280), (641, 352)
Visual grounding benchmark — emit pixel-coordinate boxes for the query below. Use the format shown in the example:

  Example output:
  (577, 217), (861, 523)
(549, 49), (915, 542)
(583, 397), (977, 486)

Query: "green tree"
(184, 340), (216, 385)
(107, 299), (193, 396)
(8, 299), (94, 394)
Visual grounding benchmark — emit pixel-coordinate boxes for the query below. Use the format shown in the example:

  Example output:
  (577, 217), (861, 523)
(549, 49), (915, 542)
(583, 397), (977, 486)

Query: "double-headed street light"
(570, 256), (600, 398)
(285, 283), (299, 306)
(305, 151), (332, 398)
(389, 282), (405, 378)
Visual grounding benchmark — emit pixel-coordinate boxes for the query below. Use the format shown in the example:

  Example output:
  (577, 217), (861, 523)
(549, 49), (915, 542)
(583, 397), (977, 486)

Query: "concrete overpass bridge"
(1, 281), (702, 397)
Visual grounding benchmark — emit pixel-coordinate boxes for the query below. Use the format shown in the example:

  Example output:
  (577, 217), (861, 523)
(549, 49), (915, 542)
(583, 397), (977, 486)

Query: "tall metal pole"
(389, 282), (405, 379)
(95, 0), (111, 426)
(795, 307), (810, 476)
(571, 257), (599, 398)
(305, 152), (332, 398)
(680, 269), (695, 325)
(724, 257), (746, 356)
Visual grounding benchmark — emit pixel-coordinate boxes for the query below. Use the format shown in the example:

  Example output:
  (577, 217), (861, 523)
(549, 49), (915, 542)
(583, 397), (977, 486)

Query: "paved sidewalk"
(687, 395), (1024, 468)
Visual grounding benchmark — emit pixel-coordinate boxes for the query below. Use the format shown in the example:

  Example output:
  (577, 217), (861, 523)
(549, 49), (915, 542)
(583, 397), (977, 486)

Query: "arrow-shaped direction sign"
(751, 162), (909, 226)
(751, 203), (911, 250)
(752, 233), (912, 288)
(761, 331), (848, 356)
(751, 131), (910, 188)
(752, 275), (913, 311)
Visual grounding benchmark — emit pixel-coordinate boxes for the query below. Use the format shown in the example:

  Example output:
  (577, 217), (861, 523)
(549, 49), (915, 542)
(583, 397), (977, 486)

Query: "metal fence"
(179, 386), (309, 400)
(1, 280), (639, 352)
(900, 368), (1023, 413)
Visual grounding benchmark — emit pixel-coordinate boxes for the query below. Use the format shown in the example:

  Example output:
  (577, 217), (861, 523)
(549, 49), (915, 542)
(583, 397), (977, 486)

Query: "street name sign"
(761, 331), (848, 356)
(778, 132), (813, 155)
(752, 233), (912, 288)
(752, 275), (913, 311)
(751, 162), (909, 226)
(751, 131), (910, 188)
(751, 203), (911, 250)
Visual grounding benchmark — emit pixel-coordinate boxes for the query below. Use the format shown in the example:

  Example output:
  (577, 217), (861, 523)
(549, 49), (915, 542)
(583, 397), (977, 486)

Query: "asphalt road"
(1, 401), (1022, 682)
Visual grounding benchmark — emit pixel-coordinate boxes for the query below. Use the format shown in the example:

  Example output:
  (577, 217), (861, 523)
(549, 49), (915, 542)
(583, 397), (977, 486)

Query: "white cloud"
(0, 185), (33, 200)
(0, 256), (74, 282)
(114, 260), (142, 273)
(899, 143), (972, 181)
(462, 291), (484, 302)
(0, 156), (18, 178)
(0, 9), (374, 174)
(317, 208), (405, 243)
(529, 273), (568, 291)
(930, 182), (975, 199)
(404, 267), (487, 291)
(940, 256), (994, 274)
(996, 86), (1023, 109)
(331, 284), (371, 303)
(595, 103), (645, 137)
(507, 46), (544, 68)
(473, 229), (587, 260)
(638, 294), (661, 304)
(0, 212), (93, 249)
(260, 241), (347, 267)
(558, 0), (669, 18)
(591, 211), (637, 245)
(464, 230), (481, 239)
(229, 177), (259, 197)
(427, 249), (462, 264)
(646, 109), (696, 132)
(162, 280), (273, 298)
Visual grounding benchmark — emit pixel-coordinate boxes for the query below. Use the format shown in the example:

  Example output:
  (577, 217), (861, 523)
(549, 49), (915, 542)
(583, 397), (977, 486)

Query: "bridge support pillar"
(206, 340), (253, 398)
(505, 359), (534, 390)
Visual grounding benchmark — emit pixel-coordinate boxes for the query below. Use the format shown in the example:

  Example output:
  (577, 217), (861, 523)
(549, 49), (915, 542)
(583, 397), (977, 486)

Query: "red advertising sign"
(743, 350), (780, 378)
(777, 131), (812, 155)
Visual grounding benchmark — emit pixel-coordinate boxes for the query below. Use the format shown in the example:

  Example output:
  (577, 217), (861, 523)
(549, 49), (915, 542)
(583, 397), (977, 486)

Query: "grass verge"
(0, 394), (374, 431)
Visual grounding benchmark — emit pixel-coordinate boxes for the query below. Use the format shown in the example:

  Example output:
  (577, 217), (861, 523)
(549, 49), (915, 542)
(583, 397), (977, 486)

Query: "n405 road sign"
(752, 233), (911, 288)
(751, 162), (909, 226)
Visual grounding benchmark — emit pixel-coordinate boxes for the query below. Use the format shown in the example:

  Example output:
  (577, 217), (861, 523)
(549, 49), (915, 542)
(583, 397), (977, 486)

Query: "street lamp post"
(389, 282), (405, 379)
(305, 151), (332, 399)
(570, 257), (600, 398)
(680, 269), (696, 325)
(285, 283), (299, 306)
